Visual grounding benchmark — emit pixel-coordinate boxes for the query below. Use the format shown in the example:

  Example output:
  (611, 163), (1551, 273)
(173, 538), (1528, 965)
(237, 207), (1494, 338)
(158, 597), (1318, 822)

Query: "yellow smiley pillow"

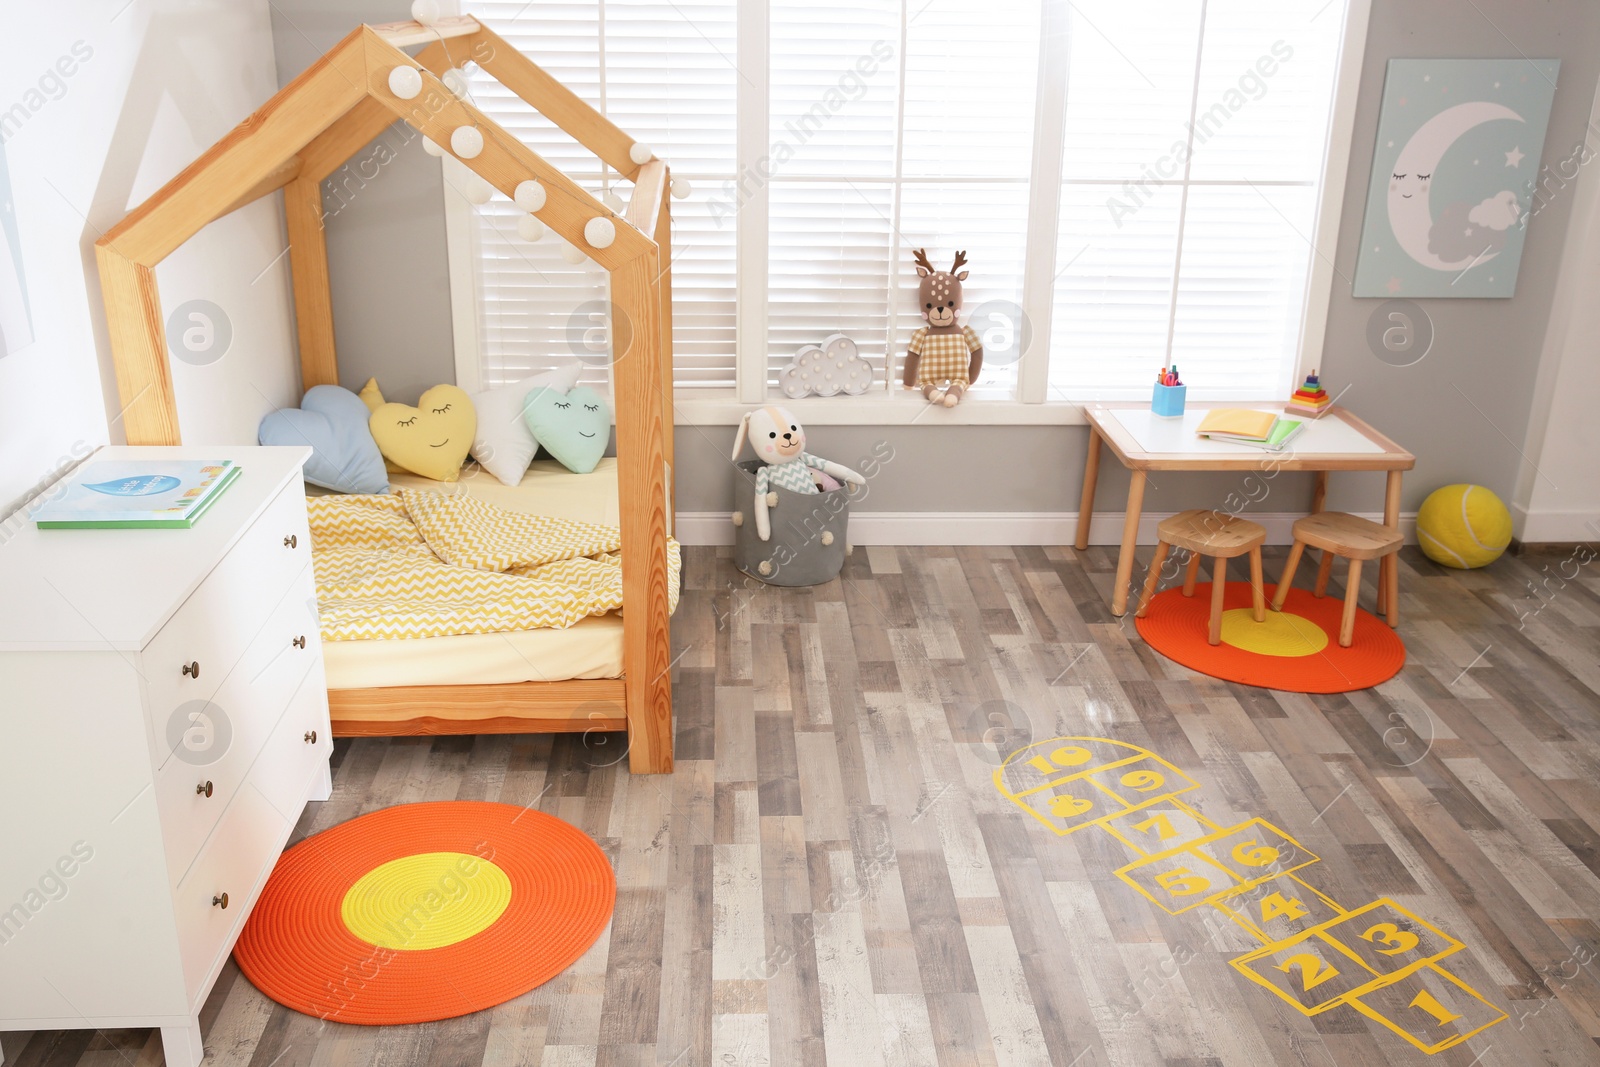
(368, 384), (477, 482)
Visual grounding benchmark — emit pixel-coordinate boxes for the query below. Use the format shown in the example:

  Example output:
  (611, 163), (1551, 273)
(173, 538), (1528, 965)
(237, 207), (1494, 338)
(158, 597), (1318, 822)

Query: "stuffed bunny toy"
(731, 406), (865, 540)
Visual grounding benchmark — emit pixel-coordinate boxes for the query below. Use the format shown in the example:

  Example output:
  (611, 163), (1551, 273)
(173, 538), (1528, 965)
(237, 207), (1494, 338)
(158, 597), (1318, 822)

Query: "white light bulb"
(670, 178), (692, 199)
(451, 126), (483, 159)
(513, 179), (546, 211)
(584, 217), (616, 249)
(441, 68), (470, 101)
(517, 215), (545, 242)
(628, 142), (654, 165)
(421, 136), (445, 157)
(411, 0), (441, 25)
(464, 175), (494, 204)
(560, 242), (589, 264)
(388, 66), (423, 100)
(602, 191), (624, 212)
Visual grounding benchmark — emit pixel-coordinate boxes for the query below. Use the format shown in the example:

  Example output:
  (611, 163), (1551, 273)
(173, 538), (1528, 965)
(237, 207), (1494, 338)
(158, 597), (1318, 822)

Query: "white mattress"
(314, 458), (627, 689)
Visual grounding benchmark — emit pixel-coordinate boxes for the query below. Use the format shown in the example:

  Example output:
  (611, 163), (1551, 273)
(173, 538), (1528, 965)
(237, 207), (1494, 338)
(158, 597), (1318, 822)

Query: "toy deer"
(902, 249), (983, 407)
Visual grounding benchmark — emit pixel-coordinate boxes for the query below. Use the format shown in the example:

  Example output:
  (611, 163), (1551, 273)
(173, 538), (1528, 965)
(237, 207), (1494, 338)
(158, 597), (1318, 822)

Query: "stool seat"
(1273, 510), (1402, 647)
(1138, 510), (1268, 645)
(1157, 509), (1267, 557)
(1290, 512), (1403, 560)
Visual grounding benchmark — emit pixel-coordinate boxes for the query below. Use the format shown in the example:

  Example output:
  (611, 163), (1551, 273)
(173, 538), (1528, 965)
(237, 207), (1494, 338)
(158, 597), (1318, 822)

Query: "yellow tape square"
(1099, 798), (1220, 857)
(1210, 873), (1347, 944)
(1114, 818), (1320, 915)
(1346, 962), (1507, 1053)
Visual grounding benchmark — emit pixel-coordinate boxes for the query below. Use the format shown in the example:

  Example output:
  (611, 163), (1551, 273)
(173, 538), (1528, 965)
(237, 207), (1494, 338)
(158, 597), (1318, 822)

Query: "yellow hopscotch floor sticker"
(993, 736), (1506, 1054)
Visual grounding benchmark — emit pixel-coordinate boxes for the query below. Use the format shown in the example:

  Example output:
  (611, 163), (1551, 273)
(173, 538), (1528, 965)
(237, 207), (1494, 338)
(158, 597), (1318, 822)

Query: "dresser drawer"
(248, 661), (332, 822)
(153, 575), (320, 886)
(142, 480), (311, 769)
(173, 779), (290, 1002)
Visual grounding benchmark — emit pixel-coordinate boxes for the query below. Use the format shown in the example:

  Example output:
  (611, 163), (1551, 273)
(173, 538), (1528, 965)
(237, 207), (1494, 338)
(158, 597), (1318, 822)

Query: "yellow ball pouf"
(1416, 483), (1512, 568)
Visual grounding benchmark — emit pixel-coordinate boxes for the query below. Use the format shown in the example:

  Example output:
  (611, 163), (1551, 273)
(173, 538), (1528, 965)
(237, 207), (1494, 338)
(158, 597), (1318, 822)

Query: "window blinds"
(462, 0), (738, 390)
(460, 0), (1346, 401)
(1049, 0), (1343, 399)
(765, 0), (1041, 393)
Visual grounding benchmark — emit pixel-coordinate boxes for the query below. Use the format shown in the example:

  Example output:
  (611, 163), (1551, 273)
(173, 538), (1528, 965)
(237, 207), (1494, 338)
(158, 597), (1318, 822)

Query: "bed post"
(96, 250), (180, 445)
(611, 251), (674, 774)
(656, 170), (676, 509)
(284, 177), (339, 389)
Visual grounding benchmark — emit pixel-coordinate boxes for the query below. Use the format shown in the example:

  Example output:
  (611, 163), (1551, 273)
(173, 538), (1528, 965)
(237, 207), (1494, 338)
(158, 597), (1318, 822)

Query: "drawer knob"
(212, 892), (229, 910)
(284, 534), (298, 548)
(304, 730), (318, 744)
(196, 780), (213, 798)
(182, 661), (200, 678)
(293, 635), (307, 649)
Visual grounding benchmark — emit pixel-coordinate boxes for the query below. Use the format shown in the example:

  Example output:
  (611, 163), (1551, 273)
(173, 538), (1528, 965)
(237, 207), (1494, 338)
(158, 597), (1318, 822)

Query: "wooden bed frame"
(94, 17), (676, 773)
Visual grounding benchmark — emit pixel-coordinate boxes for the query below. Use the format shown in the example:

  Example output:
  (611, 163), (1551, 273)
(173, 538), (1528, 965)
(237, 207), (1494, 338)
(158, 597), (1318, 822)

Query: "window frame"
(444, 0), (1373, 426)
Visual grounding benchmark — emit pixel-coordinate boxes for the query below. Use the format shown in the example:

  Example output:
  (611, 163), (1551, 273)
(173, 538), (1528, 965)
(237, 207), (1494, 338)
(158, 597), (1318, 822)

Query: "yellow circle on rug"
(341, 851), (512, 951)
(1219, 608), (1330, 657)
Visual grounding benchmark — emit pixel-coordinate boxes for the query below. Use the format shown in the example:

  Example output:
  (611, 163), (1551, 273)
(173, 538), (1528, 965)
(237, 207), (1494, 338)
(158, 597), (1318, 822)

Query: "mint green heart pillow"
(522, 385), (609, 473)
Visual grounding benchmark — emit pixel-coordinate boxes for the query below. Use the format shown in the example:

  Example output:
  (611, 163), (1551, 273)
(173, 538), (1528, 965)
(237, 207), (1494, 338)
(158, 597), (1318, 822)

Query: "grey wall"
(270, 0), (454, 405)
(271, 0), (1600, 519)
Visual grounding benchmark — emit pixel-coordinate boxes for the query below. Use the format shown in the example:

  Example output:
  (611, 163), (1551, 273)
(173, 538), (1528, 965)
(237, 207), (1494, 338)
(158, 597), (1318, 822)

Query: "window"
(456, 0), (738, 391)
(452, 0), (1358, 412)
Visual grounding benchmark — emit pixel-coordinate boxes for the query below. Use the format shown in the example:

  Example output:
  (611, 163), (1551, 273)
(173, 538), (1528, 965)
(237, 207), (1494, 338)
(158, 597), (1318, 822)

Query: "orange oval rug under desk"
(234, 800), (615, 1024)
(1134, 581), (1405, 693)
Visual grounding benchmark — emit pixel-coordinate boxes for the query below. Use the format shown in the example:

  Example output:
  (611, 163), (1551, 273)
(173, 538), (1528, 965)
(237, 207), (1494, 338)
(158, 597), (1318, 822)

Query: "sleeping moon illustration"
(1388, 101), (1523, 270)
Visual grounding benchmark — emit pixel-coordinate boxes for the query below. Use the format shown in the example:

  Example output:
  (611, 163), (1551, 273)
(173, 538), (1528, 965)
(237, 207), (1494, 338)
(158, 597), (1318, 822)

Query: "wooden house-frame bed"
(94, 16), (676, 773)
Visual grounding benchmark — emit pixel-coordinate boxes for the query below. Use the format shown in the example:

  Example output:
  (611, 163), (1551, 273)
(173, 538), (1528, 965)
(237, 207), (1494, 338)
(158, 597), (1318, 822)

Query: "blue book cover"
(30, 459), (240, 528)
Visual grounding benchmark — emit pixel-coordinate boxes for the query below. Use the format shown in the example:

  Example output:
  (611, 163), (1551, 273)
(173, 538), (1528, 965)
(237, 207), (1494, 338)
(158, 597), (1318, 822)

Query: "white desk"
(1077, 404), (1415, 616)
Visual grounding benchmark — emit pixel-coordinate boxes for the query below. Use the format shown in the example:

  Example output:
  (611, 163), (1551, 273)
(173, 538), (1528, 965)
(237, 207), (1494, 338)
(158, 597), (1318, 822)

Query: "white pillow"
(468, 365), (583, 485)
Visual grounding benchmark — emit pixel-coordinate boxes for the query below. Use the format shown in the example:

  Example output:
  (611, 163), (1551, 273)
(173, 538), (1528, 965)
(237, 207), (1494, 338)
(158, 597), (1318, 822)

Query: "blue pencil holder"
(1152, 383), (1187, 418)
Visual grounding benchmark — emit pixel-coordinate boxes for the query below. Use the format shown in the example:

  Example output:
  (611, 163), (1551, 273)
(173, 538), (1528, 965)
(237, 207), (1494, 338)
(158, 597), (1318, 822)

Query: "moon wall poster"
(1352, 58), (1558, 299)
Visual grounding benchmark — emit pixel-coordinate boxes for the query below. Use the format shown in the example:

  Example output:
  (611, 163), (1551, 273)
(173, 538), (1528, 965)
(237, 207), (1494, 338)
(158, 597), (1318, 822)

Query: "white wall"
(0, 1), (297, 516)
(1515, 72), (1600, 544)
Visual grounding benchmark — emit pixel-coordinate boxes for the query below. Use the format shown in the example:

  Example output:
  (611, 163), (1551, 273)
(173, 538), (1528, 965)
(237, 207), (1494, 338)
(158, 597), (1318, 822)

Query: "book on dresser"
(29, 458), (241, 529)
(0, 445), (331, 1067)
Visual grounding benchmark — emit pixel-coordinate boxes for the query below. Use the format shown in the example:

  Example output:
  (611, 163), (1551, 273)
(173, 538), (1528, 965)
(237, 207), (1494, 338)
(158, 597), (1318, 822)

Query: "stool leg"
(1182, 551), (1202, 597)
(1272, 541), (1305, 611)
(1385, 549), (1400, 628)
(1209, 555), (1228, 645)
(1339, 558), (1363, 647)
(1135, 541), (1171, 618)
(1249, 547), (1266, 622)
(1314, 550), (1334, 598)
(1375, 556), (1388, 615)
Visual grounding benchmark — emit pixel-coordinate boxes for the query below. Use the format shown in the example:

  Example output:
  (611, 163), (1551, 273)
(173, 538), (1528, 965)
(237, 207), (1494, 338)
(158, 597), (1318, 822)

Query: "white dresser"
(0, 446), (332, 1067)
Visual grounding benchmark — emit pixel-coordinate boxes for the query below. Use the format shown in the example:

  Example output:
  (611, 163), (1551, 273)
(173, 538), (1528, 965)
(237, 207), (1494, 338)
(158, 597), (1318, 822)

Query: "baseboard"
(1512, 505), (1600, 546)
(674, 511), (1420, 547)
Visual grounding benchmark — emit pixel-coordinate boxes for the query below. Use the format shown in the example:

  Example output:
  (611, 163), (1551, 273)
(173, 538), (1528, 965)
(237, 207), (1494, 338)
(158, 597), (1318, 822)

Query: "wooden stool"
(1272, 511), (1403, 647)
(1135, 509), (1267, 645)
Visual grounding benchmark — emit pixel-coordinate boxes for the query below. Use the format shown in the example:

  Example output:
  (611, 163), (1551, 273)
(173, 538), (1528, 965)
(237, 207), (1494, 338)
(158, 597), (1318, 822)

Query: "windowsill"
(668, 389), (1281, 426)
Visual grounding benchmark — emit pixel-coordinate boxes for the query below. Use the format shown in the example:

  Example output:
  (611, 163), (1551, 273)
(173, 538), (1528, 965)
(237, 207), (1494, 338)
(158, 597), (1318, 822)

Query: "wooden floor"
(11, 542), (1600, 1066)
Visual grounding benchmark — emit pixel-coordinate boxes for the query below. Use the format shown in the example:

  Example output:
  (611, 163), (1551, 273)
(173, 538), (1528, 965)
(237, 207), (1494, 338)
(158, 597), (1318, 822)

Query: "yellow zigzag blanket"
(306, 489), (681, 641)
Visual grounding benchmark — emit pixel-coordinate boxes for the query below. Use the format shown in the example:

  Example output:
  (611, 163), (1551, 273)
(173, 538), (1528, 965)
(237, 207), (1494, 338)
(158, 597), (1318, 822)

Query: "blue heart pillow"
(522, 385), (609, 474)
(259, 385), (390, 494)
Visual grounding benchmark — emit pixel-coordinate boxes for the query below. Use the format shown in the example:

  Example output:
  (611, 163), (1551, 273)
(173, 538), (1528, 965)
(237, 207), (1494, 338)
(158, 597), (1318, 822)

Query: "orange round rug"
(234, 801), (614, 1024)
(1134, 582), (1405, 693)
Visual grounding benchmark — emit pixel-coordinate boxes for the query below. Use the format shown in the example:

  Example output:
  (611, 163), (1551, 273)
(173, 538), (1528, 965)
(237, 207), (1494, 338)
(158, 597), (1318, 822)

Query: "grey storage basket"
(732, 460), (851, 587)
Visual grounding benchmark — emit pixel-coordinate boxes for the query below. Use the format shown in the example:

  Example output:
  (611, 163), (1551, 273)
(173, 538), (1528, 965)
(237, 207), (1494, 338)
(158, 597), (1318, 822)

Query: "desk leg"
(1111, 469), (1147, 616)
(1075, 428), (1102, 551)
(1380, 469), (1402, 626)
(1312, 470), (1328, 514)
